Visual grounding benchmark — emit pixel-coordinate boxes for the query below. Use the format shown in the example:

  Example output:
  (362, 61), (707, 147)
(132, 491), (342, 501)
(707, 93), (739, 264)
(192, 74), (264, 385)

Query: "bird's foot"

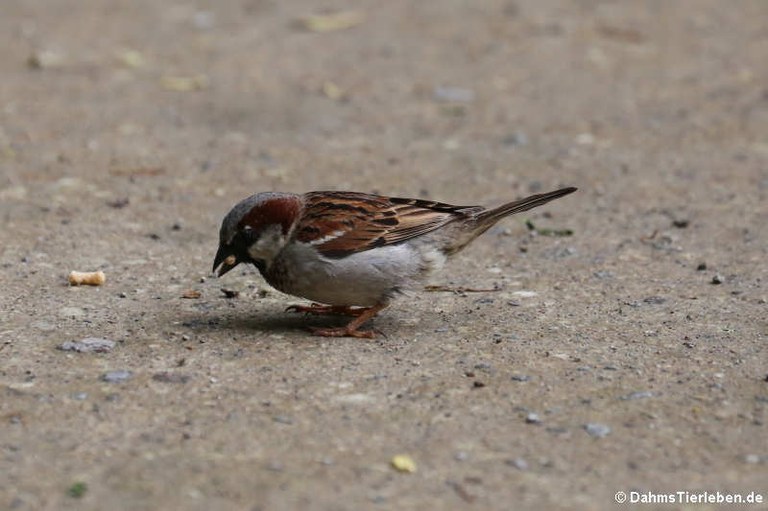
(286, 303), (368, 317)
(305, 303), (388, 338)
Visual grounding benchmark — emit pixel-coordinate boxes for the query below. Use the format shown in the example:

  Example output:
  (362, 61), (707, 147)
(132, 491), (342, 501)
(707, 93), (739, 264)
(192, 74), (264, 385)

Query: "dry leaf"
(181, 290), (202, 299)
(116, 49), (145, 68)
(300, 11), (364, 32)
(161, 75), (209, 92)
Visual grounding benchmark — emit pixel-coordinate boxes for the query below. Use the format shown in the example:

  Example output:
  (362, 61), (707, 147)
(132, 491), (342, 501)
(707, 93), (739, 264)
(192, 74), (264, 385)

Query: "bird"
(213, 187), (577, 338)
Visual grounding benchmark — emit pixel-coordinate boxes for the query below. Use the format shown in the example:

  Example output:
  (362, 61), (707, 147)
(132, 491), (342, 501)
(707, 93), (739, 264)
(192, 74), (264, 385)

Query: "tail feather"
(439, 187), (577, 255)
(475, 187), (577, 226)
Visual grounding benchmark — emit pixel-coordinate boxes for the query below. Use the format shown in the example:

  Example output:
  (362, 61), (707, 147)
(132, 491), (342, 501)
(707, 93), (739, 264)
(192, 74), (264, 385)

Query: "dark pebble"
(220, 288), (240, 299)
(58, 338), (116, 353)
(672, 219), (689, 228)
(643, 296), (666, 305)
(696, 262), (707, 271)
(711, 274), (724, 284)
(152, 372), (190, 384)
(505, 457), (529, 470)
(472, 381), (486, 389)
(101, 370), (132, 383)
(510, 374), (531, 382)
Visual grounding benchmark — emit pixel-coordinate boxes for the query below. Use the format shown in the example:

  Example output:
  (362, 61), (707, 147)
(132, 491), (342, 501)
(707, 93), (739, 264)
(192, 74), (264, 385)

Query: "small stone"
(433, 86), (475, 103)
(672, 219), (689, 228)
(620, 391), (656, 401)
(71, 392), (88, 400)
(58, 338), (116, 353)
(472, 381), (486, 389)
(744, 454), (761, 464)
(506, 457), (529, 470)
(220, 288), (239, 299)
(584, 423), (611, 438)
(273, 415), (293, 425)
(454, 451), (469, 461)
(711, 274), (724, 284)
(152, 372), (190, 384)
(525, 413), (542, 424)
(643, 296), (666, 305)
(101, 370), (133, 383)
(696, 262), (707, 271)
(502, 131), (528, 147)
(510, 374), (531, 382)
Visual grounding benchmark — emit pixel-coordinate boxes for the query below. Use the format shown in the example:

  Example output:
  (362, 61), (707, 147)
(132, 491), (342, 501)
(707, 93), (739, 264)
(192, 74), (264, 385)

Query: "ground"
(1, 1), (767, 510)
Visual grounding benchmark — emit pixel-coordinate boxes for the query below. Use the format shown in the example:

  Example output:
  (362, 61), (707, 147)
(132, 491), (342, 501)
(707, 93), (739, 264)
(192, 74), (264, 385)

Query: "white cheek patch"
(247, 224), (286, 263)
(307, 229), (346, 246)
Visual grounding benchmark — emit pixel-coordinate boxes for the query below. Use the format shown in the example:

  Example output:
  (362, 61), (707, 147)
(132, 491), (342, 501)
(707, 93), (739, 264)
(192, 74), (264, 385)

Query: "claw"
(285, 303), (367, 317)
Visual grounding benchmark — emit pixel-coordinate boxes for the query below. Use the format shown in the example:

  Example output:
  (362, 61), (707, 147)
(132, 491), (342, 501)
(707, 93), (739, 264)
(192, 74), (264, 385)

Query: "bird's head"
(212, 192), (302, 277)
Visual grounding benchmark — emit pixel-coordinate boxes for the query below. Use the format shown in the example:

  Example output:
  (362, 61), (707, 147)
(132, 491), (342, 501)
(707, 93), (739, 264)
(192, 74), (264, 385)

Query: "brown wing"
(294, 191), (481, 258)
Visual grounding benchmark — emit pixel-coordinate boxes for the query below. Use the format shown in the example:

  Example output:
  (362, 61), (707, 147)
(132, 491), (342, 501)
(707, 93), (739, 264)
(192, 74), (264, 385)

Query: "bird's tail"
(475, 187), (577, 227)
(442, 187), (577, 254)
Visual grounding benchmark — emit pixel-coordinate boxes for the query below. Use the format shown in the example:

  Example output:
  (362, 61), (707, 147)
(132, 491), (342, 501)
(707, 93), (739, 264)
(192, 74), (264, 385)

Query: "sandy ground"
(1, 1), (767, 510)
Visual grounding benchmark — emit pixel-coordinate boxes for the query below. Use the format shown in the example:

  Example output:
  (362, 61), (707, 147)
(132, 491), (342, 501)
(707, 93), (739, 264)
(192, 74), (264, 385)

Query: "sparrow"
(213, 187), (577, 338)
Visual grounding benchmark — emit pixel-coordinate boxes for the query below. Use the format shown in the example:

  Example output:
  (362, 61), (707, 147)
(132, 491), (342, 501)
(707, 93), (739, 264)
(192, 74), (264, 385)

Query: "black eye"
(241, 226), (258, 242)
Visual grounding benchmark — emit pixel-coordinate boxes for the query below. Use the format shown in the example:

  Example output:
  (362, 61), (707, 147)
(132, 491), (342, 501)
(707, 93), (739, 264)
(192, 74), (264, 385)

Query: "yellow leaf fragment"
(391, 454), (417, 473)
(322, 81), (346, 101)
(117, 49), (145, 68)
(300, 11), (365, 33)
(161, 74), (209, 92)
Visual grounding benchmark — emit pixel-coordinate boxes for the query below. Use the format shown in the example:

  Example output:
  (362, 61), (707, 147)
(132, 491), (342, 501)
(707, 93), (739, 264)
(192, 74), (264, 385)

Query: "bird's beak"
(212, 245), (239, 277)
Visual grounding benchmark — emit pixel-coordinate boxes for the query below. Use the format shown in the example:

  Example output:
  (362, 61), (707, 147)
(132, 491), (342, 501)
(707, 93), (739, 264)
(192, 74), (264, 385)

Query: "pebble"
(58, 338), (116, 353)
(744, 454), (761, 464)
(696, 262), (707, 271)
(152, 372), (190, 384)
(620, 391), (656, 401)
(643, 296), (667, 305)
(433, 86), (475, 103)
(273, 415), (293, 425)
(711, 274), (724, 284)
(584, 423), (611, 438)
(101, 370), (133, 383)
(454, 451), (469, 462)
(502, 131), (528, 147)
(510, 374), (531, 382)
(506, 457), (529, 470)
(526, 413), (542, 424)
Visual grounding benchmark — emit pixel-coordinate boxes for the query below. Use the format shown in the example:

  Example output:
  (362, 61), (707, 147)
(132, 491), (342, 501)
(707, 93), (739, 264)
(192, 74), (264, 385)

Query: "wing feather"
(295, 191), (478, 258)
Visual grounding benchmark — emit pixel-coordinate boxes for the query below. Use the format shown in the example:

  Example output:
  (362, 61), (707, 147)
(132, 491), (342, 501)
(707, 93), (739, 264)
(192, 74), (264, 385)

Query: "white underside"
(267, 240), (447, 306)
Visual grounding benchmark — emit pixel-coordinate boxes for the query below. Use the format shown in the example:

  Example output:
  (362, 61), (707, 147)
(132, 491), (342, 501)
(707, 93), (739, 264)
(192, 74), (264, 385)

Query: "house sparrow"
(213, 187), (577, 338)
